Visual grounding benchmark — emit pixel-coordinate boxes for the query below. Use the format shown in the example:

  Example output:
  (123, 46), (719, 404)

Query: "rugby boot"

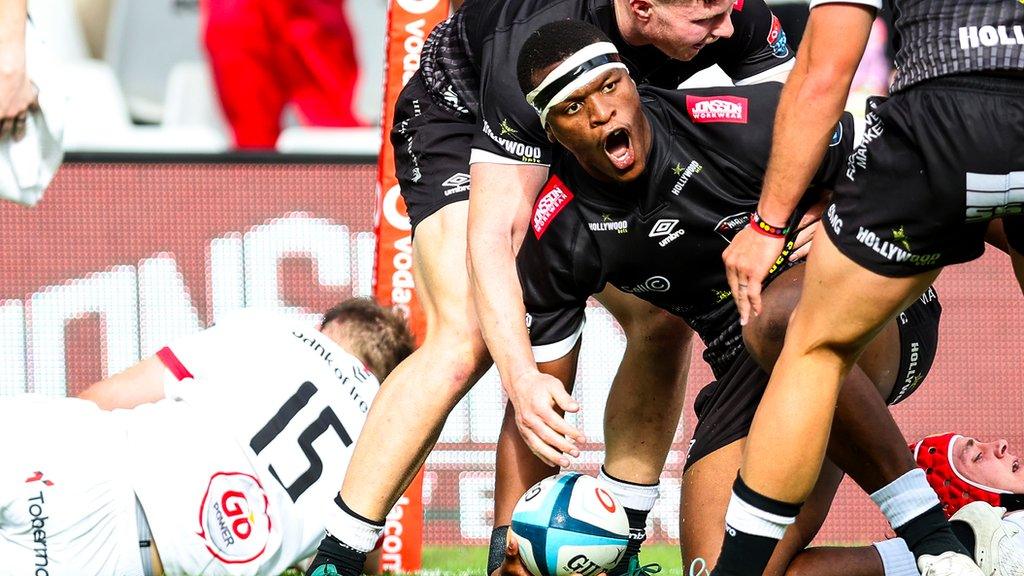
(621, 557), (661, 576)
(917, 551), (986, 576)
(950, 501), (1024, 576)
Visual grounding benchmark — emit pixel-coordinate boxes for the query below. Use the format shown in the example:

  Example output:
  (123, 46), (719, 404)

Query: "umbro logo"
(649, 219), (678, 237)
(441, 173), (471, 196)
(649, 219), (685, 247)
(442, 173), (470, 187)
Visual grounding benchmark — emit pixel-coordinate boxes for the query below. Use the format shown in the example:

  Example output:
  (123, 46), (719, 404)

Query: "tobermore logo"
(686, 95), (748, 124)
(733, 0), (744, 10)
(649, 219), (685, 247)
(532, 175), (574, 239)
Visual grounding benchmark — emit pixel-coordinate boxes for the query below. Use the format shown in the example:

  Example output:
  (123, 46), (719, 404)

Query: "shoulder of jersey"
(640, 85), (754, 127)
(529, 174), (580, 241)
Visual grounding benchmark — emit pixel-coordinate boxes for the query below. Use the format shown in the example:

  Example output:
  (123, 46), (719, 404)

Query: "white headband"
(525, 42), (628, 126)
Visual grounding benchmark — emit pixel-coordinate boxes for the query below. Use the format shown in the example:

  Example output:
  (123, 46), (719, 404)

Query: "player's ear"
(629, 0), (654, 22)
(545, 124), (556, 143)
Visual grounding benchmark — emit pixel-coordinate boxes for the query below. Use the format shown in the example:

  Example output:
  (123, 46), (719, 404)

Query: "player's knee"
(776, 552), (815, 576)
(418, 332), (491, 393)
(621, 310), (690, 351)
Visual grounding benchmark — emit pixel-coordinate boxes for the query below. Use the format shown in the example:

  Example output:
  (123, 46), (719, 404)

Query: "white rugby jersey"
(118, 311), (378, 576)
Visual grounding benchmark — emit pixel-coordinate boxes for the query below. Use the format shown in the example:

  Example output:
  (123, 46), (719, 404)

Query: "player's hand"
(788, 210), (822, 262)
(723, 225), (785, 326)
(0, 50), (37, 141)
(788, 193), (829, 262)
(492, 535), (604, 576)
(507, 370), (584, 468)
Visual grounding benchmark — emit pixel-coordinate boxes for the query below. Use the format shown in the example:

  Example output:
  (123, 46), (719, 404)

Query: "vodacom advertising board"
(373, 0), (450, 571)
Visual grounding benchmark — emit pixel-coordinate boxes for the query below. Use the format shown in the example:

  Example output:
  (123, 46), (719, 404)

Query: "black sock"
(607, 507), (651, 576)
(713, 527), (784, 576)
(894, 504), (970, 560)
(950, 520), (977, 558)
(487, 525), (510, 576)
(307, 533), (367, 576)
(711, 475), (802, 576)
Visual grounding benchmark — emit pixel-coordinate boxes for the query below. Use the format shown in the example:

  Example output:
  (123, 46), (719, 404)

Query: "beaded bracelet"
(750, 211), (790, 238)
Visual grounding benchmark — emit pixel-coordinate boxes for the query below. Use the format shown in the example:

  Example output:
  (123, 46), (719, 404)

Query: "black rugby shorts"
(391, 72), (476, 231)
(823, 75), (1024, 277)
(683, 288), (942, 470)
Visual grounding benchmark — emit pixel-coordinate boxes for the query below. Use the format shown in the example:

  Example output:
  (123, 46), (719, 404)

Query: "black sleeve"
(516, 176), (602, 362)
(708, 0), (796, 83)
(470, 29), (554, 166)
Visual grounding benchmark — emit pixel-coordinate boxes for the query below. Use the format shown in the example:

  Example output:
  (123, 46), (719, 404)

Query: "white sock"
(724, 491), (796, 540)
(598, 467), (659, 511)
(873, 538), (921, 576)
(324, 496), (385, 553)
(871, 469), (941, 529)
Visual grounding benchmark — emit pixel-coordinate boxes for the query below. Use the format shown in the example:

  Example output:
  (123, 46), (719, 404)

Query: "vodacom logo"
(395, 0), (441, 15)
(382, 185), (411, 232)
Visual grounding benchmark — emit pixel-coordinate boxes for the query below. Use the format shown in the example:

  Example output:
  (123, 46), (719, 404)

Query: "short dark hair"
(320, 298), (414, 381)
(516, 19), (611, 97)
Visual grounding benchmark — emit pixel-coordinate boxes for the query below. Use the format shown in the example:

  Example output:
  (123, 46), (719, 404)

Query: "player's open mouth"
(1013, 458), (1020, 473)
(604, 128), (635, 171)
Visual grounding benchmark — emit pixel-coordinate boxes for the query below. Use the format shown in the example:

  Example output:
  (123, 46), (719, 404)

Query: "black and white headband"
(526, 42), (628, 126)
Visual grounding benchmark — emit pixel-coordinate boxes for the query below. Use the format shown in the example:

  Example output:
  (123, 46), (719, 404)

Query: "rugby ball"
(510, 472), (630, 576)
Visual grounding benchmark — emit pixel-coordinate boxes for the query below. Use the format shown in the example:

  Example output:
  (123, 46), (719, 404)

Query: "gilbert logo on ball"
(511, 473), (630, 576)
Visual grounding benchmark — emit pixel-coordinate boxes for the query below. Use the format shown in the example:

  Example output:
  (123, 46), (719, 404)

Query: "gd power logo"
(197, 472), (272, 564)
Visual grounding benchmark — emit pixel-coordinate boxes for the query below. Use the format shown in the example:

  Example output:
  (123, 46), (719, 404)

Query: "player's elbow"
(799, 67), (855, 108)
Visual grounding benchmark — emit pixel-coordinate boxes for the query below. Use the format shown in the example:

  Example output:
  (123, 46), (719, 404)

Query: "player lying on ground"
(0, 298), (412, 576)
(782, 433), (1024, 576)
(315, 1), (796, 573)
(716, 0), (1024, 574)
(492, 19), (965, 576)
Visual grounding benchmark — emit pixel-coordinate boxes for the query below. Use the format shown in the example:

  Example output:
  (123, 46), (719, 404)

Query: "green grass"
(419, 544), (685, 575)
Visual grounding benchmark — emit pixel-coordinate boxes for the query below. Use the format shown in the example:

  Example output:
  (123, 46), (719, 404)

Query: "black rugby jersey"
(811, 0), (1024, 93)
(419, 0), (795, 165)
(517, 84), (854, 376)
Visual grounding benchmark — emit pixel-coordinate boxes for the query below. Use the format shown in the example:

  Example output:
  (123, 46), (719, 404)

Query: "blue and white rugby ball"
(510, 473), (630, 576)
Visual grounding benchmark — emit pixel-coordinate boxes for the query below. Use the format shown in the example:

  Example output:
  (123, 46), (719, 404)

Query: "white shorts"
(0, 396), (144, 576)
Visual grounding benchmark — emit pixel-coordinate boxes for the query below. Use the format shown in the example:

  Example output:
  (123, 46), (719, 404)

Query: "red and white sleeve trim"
(156, 346), (194, 381)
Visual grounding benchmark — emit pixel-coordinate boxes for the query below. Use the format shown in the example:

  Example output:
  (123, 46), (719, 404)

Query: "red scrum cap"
(911, 433), (1024, 517)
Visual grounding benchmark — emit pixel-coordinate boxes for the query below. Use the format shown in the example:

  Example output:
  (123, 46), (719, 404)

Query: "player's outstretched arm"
(723, 3), (875, 326)
(0, 0), (35, 141)
(78, 355), (169, 409)
(467, 161), (585, 468)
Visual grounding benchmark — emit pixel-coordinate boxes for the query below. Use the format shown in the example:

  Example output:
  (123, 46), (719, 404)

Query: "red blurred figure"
(202, 0), (363, 149)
